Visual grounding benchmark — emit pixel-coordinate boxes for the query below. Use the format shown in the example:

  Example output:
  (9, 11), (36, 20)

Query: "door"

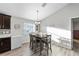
(23, 23), (35, 42)
(71, 18), (79, 49)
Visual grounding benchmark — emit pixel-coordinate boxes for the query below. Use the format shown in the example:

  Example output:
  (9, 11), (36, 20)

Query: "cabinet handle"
(1, 42), (3, 46)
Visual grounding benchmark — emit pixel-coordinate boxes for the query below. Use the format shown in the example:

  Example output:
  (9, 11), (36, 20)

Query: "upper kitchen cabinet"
(0, 15), (3, 29)
(3, 15), (11, 29)
(0, 14), (11, 29)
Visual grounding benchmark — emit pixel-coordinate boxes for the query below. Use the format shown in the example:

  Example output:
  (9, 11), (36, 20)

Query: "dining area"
(29, 32), (52, 56)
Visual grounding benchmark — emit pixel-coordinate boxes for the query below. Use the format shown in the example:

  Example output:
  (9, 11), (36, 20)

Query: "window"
(23, 23), (35, 35)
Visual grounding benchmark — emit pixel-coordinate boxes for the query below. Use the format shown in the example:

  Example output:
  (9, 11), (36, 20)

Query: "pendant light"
(35, 10), (40, 25)
(35, 9), (40, 32)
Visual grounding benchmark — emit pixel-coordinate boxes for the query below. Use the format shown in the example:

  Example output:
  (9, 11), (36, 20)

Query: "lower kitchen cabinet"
(0, 37), (11, 53)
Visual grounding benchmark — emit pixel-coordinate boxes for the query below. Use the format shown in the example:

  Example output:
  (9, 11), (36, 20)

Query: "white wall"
(11, 16), (34, 44)
(40, 3), (79, 49)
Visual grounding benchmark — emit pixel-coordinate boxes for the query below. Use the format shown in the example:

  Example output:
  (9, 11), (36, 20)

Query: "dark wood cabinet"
(0, 15), (3, 29)
(0, 14), (11, 29)
(0, 37), (11, 53)
(3, 15), (11, 29)
(73, 30), (79, 39)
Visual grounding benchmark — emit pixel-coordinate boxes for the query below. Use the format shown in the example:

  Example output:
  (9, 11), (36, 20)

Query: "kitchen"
(0, 14), (11, 53)
(0, 13), (34, 53)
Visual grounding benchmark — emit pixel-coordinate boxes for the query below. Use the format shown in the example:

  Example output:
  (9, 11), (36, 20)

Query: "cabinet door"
(0, 39), (5, 53)
(0, 38), (11, 53)
(2, 38), (11, 51)
(0, 39), (3, 52)
(0, 15), (3, 29)
(3, 15), (11, 29)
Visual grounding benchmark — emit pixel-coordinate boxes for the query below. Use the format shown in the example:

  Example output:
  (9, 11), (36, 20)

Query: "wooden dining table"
(29, 32), (52, 55)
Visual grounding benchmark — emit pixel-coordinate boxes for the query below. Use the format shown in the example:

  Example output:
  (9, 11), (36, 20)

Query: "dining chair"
(42, 35), (52, 55)
(29, 34), (32, 48)
(30, 34), (42, 53)
(29, 34), (37, 50)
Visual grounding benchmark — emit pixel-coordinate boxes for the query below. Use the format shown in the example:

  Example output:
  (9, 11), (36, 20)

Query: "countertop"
(0, 34), (11, 38)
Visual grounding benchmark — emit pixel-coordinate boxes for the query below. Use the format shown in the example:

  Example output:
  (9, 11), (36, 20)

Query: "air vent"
(42, 3), (47, 7)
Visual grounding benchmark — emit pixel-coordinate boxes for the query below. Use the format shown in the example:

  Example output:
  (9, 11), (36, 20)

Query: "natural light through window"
(24, 23), (35, 35)
(47, 26), (71, 43)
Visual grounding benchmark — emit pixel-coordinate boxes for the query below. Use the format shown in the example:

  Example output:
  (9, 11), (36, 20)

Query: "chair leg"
(34, 41), (37, 52)
(50, 43), (52, 52)
(47, 44), (49, 56)
(30, 38), (31, 47)
(32, 41), (33, 49)
(30, 42), (32, 48)
(40, 41), (42, 55)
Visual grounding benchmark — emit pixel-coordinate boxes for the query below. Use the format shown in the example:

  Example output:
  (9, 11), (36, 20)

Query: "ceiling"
(0, 3), (69, 21)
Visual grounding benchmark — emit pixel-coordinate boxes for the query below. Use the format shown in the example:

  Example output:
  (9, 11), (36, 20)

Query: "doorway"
(71, 18), (79, 51)
(23, 23), (35, 43)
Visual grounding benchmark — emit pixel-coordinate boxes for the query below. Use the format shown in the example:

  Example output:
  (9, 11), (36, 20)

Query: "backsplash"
(0, 29), (11, 34)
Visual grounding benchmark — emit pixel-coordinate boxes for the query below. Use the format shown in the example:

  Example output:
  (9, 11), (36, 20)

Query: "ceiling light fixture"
(35, 9), (40, 32)
(35, 9), (40, 25)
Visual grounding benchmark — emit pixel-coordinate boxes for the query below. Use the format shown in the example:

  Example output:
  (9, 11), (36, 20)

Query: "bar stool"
(42, 35), (52, 55)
